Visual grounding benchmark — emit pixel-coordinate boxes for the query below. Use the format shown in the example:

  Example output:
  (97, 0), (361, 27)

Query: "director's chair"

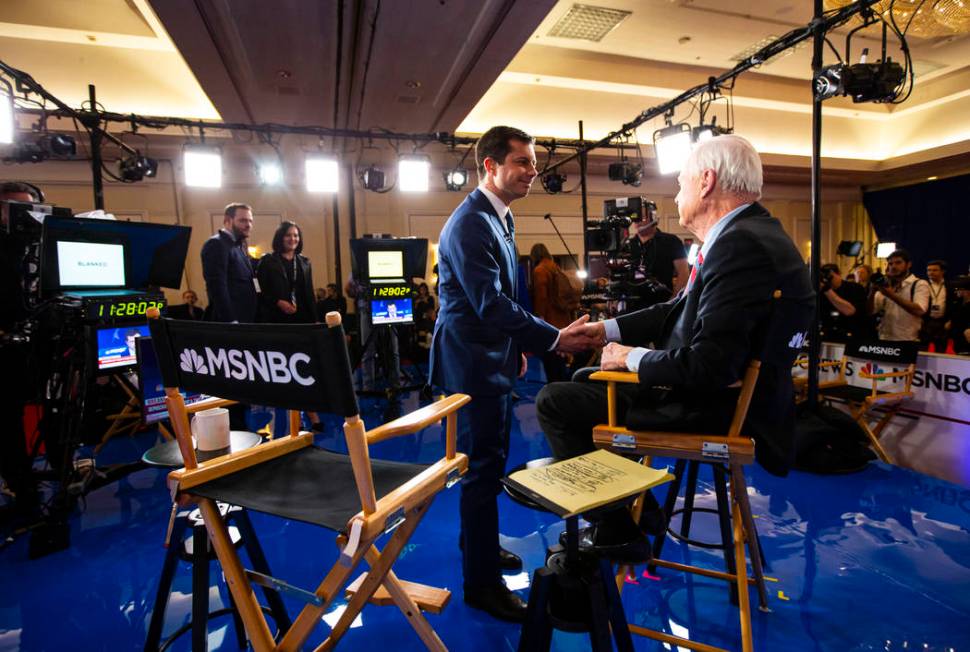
(146, 309), (469, 651)
(816, 339), (918, 463)
(589, 291), (809, 652)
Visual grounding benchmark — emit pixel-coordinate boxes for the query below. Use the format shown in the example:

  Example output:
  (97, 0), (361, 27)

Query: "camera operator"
(818, 263), (871, 342)
(0, 182), (41, 520)
(868, 249), (930, 342)
(620, 215), (688, 308)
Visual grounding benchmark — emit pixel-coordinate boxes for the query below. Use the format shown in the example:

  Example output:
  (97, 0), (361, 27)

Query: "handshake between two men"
(550, 315), (636, 372)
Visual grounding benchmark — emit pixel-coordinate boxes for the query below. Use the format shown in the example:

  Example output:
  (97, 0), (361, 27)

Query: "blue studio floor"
(1, 366), (969, 651)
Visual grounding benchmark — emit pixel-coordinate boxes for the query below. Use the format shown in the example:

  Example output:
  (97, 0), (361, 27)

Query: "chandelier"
(824, 0), (970, 38)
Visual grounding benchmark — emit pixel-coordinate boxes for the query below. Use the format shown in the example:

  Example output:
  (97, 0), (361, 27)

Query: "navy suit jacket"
(615, 202), (815, 475)
(430, 189), (559, 396)
(201, 230), (257, 323)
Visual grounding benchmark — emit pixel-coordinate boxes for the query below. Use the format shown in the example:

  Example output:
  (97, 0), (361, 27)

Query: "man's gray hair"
(683, 134), (763, 199)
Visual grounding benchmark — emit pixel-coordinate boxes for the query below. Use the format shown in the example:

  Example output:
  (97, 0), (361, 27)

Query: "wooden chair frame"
(588, 361), (768, 652)
(151, 310), (470, 652)
(809, 353), (916, 463)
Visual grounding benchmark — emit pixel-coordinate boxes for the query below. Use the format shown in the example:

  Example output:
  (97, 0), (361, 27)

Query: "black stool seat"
(819, 384), (890, 402)
(189, 446), (428, 530)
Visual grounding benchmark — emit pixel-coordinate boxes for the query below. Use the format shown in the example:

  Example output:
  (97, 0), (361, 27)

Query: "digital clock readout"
(88, 298), (166, 321)
(370, 286), (411, 298)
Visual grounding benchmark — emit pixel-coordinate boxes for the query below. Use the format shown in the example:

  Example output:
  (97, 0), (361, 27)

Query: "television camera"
(1, 200), (190, 556)
(582, 197), (671, 316)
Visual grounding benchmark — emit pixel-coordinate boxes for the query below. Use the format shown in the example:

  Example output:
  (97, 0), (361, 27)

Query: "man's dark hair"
(0, 181), (40, 201)
(927, 259), (947, 271)
(224, 202), (252, 220)
(475, 126), (534, 181)
(888, 249), (911, 263)
(271, 220), (304, 255)
(820, 263), (841, 275)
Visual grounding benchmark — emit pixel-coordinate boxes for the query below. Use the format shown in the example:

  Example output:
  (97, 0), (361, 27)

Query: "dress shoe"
(458, 540), (523, 571)
(464, 583), (528, 622)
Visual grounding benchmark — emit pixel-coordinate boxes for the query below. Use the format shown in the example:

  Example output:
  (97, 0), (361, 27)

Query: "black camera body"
(869, 271), (890, 288)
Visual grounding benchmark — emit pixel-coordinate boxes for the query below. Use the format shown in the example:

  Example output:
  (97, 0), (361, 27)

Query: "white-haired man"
(536, 135), (814, 560)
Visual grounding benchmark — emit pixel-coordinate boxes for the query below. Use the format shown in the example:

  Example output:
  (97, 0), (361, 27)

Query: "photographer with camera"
(818, 263), (871, 342)
(620, 212), (688, 306)
(868, 249), (930, 342)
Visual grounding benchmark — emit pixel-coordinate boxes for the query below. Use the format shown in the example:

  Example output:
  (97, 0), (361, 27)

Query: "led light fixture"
(693, 124), (731, 144)
(0, 92), (13, 145)
(119, 153), (158, 182)
(6, 133), (77, 163)
(184, 147), (222, 188)
(306, 157), (339, 192)
(399, 156), (430, 192)
(444, 167), (468, 191)
(608, 161), (642, 187)
(360, 165), (386, 191)
(258, 162), (283, 185)
(541, 172), (566, 194)
(652, 123), (692, 175)
(875, 242), (897, 259)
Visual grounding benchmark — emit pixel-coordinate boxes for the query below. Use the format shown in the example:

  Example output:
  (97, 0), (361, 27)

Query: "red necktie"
(687, 251), (704, 291)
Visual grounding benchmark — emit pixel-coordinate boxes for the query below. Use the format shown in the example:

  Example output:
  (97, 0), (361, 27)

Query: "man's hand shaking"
(556, 314), (606, 353)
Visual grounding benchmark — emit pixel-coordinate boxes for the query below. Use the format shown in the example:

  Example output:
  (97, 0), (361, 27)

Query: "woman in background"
(257, 221), (318, 324)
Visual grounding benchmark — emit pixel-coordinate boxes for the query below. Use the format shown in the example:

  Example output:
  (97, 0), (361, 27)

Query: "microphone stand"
(543, 213), (581, 271)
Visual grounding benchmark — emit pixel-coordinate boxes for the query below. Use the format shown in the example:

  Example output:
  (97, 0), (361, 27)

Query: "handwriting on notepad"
(527, 456), (628, 497)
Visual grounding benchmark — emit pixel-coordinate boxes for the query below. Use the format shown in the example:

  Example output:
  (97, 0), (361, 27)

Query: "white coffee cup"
(191, 407), (231, 453)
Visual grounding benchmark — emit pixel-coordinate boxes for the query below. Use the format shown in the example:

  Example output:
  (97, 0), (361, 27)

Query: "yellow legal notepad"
(504, 449), (675, 518)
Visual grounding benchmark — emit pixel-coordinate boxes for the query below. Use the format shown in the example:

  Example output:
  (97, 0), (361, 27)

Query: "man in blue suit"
(430, 126), (598, 621)
(201, 202), (257, 324)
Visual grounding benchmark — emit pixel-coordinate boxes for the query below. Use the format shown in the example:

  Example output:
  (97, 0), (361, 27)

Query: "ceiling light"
(541, 172), (567, 194)
(119, 153), (158, 182)
(0, 92), (13, 145)
(399, 156), (430, 192)
(693, 124), (731, 143)
(259, 162), (283, 185)
(306, 157), (339, 193)
(184, 147), (222, 188)
(360, 165), (386, 191)
(653, 123), (693, 175)
(444, 167), (468, 191)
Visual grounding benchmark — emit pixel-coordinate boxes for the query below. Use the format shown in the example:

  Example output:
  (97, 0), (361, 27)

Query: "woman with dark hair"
(256, 221), (318, 324)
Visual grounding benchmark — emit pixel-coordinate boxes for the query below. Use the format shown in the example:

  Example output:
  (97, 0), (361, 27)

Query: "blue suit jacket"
(201, 230), (257, 323)
(430, 189), (558, 396)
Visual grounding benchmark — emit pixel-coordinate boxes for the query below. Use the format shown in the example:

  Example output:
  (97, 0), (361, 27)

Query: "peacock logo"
(180, 348), (208, 375)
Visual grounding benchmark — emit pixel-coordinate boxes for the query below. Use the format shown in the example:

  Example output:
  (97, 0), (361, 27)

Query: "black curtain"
(863, 173), (970, 277)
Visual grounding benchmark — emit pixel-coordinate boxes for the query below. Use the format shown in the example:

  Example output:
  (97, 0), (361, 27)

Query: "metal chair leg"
(650, 458), (686, 573)
(231, 508), (292, 635)
(191, 522), (209, 652)
(731, 465), (769, 611)
(144, 513), (188, 651)
(680, 461), (700, 537)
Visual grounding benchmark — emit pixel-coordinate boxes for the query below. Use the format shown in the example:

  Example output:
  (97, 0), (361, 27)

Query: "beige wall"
(3, 143), (874, 308)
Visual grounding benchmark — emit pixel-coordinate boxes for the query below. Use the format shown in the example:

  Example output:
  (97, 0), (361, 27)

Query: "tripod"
(354, 321), (423, 400)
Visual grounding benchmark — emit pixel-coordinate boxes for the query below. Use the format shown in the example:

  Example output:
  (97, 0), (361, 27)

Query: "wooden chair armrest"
(366, 393), (471, 444)
(170, 431), (314, 491)
(589, 370), (640, 384)
(592, 426), (754, 464)
(859, 369), (912, 380)
(353, 453), (469, 541)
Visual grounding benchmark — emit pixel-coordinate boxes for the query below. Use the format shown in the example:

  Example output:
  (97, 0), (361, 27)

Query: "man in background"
(869, 249), (929, 342)
(620, 208), (689, 308)
(167, 289), (204, 320)
(201, 202), (257, 428)
(201, 203), (257, 324)
(923, 259), (957, 350)
(818, 263), (870, 342)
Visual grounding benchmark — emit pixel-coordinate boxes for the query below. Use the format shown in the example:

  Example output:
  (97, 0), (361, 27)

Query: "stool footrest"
(651, 558), (759, 585)
(345, 573), (451, 614)
(629, 624), (728, 652)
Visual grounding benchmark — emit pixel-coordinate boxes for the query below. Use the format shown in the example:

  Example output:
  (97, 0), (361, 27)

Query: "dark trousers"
(458, 392), (514, 589)
(536, 381), (639, 461)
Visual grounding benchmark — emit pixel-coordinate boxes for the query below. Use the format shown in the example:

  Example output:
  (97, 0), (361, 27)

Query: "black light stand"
(542, 213), (580, 272)
(807, 0), (825, 406)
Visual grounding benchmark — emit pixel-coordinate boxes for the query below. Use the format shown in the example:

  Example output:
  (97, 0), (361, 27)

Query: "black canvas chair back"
(845, 339), (919, 366)
(148, 317), (358, 418)
(144, 310), (470, 652)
